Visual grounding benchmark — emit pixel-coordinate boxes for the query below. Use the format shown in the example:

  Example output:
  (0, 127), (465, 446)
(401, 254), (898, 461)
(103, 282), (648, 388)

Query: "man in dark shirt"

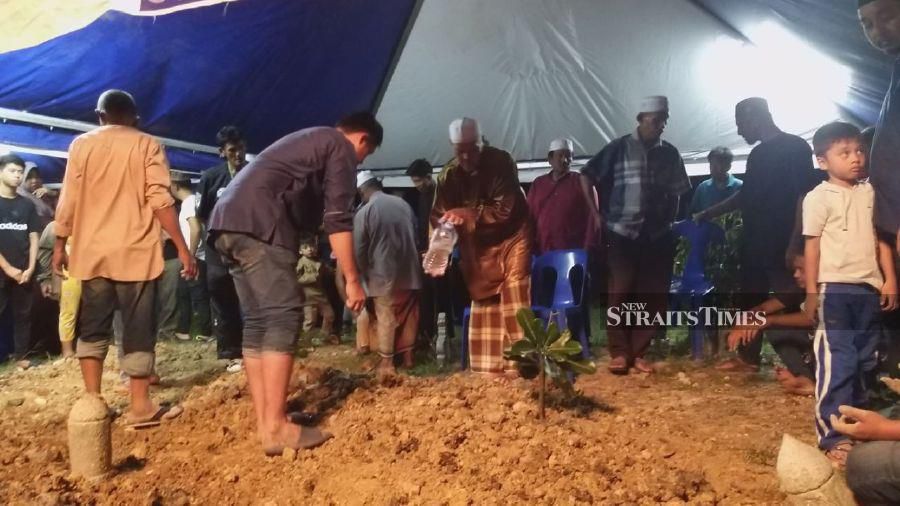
(209, 112), (382, 456)
(197, 126), (246, 371)
(0, 155), (42, 368)
(405, 158), (442, 346)
(695, 97), (820, 371)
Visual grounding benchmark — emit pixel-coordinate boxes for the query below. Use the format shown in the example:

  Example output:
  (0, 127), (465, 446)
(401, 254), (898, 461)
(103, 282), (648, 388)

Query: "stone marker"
(68, 394), (112, 480)
(776, 434), (855, 505)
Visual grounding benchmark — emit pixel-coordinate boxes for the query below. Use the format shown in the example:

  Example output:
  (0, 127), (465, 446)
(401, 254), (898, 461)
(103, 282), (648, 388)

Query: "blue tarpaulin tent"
(0, 0), (893, 183)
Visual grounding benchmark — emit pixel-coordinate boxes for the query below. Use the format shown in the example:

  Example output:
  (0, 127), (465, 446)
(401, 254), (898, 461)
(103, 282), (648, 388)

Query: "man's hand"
(831, 405), (896, 441)
(178, 249), (198, 280)
(52, 243), (68, 277)
(345, 279), (366, 313)
(804, 292), (819, 323)
(441, 208), (477, 227)
(19, 268), (33, 285)
(2, 264), (22, 281)
(33, 187), (48, 199)
(727, 326), (762, 351)
(692, 210), (707, 223)
(882, 278), (898, 312)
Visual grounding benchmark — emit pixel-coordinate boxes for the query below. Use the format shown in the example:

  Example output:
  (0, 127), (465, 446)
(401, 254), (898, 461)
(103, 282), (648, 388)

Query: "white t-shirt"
(179, 194), (205, 261)
(802, 181), (881, 290)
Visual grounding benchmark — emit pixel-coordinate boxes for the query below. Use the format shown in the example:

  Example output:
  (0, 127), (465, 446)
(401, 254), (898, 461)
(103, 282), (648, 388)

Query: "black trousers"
(206, 250), (243, 359)
(177, 260), (212, 336)
(0, 274), (34, 360)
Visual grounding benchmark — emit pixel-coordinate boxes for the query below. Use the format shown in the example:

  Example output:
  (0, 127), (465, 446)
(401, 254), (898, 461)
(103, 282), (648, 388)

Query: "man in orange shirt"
(54, 90), (197, 426)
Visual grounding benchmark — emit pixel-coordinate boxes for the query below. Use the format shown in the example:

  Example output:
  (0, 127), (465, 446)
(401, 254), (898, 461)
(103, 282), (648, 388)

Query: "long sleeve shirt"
(56, 125), (174, 281)
(431, 146), (531, 300)
(208, 127), (357, 253)
(353, 191), (422, 297)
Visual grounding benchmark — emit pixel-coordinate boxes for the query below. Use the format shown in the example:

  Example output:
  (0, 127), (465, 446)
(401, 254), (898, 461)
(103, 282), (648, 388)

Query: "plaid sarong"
(468, 276), (531, 374)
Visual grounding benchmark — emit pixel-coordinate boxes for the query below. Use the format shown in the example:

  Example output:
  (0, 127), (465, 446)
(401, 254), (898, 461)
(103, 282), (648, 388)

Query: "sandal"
(824, 440), (853, 469)
(124, 404), (184, 430)
(264, 426), (333, 457)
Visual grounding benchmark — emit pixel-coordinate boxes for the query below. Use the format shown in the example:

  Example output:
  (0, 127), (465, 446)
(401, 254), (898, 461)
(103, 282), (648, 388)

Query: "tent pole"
(0, 107), (221, 155)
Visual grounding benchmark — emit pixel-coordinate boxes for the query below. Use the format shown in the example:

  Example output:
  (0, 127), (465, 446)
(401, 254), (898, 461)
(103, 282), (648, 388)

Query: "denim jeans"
(215, 233), (302, 355)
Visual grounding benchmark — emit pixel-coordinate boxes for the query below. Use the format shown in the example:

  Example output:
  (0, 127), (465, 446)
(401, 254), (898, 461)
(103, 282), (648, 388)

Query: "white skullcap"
(548, 138), (574, 153)
(356, 170), (378, 189)
(639, 96), (669, 114)
(449, 117), (480, 144)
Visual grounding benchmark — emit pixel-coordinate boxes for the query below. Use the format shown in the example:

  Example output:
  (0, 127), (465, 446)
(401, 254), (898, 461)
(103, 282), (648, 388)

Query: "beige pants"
(356, 290), (419, 358)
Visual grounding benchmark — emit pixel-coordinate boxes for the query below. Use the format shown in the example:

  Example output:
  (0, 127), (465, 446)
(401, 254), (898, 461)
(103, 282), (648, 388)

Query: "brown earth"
(0, 341), (813, 505)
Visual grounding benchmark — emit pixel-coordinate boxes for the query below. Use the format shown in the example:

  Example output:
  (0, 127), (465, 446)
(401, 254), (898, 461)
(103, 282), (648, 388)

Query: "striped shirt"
(584, 130), (691, 240)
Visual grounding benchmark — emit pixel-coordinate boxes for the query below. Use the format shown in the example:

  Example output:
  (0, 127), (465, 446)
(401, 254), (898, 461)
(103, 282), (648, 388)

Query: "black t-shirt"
(0, 195), (41, 270)
(739, 132), (822, 270)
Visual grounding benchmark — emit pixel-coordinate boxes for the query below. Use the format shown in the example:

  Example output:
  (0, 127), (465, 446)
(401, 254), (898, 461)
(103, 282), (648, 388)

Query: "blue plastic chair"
(460, 249), (591, 369)
(669, 220), (725, 359)
(531, 249), (591, 360)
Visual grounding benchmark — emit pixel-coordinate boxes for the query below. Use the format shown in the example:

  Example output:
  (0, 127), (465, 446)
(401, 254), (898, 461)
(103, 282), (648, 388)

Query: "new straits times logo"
(607, 303), (766, 327)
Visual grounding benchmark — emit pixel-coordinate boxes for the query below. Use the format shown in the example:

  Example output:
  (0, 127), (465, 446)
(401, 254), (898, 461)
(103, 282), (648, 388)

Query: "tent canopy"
(0, 0), (892, 183)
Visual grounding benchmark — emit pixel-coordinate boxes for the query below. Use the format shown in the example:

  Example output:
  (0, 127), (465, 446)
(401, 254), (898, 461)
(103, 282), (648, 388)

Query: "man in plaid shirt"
(584, 96), (691, 375)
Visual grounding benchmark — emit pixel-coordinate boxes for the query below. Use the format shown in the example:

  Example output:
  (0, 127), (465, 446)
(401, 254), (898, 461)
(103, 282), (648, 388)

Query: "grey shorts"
(215, 232), (302, 355)
(76, 278), (156, 377)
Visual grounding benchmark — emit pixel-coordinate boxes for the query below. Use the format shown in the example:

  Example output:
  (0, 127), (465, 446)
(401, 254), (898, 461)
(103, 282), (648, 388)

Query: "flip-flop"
(264, 426), (333, 457)
(124, 404), (184, 430)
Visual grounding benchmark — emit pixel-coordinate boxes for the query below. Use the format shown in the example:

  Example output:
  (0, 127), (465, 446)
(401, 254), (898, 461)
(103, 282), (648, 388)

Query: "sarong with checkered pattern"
(468, 276), (531, 374)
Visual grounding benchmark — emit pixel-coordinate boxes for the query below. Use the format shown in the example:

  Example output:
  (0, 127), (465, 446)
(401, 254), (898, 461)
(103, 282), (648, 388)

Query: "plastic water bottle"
(436, 313), (447, 365)
(422, 222), (458, 276)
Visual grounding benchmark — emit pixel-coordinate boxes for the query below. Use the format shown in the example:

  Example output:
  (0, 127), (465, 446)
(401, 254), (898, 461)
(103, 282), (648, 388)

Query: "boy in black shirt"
(0, 154), (41, 368)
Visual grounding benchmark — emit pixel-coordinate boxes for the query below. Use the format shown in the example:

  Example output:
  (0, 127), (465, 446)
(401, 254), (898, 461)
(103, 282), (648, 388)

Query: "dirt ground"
(0, 340), (814, 505)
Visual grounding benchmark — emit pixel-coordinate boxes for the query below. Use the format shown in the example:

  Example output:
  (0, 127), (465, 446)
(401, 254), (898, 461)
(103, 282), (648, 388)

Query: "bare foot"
(785, 376), (815, 396)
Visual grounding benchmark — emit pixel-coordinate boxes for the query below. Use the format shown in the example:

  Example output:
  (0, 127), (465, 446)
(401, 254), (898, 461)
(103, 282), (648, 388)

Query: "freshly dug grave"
(0, 343), (814, 505)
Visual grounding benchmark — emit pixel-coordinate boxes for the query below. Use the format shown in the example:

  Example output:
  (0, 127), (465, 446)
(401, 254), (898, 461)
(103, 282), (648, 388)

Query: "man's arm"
(36, 222), (54, 286)
(804, 236), (821, 322)
(20, 231), (39, 284)
(329, 231), (364, 312)
(694, 190), (740, 221)
(878, 238), (898, 311)
(187, 216), (201, 256)
(0, 252), (21, 280)
(579, 174), (602, 247)
(145, 139), (196, 279)
(321, 137), (364, 312)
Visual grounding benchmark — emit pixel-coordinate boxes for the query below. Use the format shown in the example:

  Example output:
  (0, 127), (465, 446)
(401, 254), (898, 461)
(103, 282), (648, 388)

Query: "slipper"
(124, 404), (184, 430)
(264, 426), (333, 456)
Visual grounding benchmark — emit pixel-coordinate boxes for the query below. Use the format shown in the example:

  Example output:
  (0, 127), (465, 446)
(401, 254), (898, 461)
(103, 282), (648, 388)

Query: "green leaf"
(545, 321), (562, 347)
(563, 359), (597, 375)
(516, 308), (545, 346)
(509, 339), (536, 356)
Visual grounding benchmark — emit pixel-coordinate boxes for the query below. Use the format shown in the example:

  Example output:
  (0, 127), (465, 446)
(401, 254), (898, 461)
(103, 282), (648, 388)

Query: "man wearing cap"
(584, 96), (691, 375)
(526, 138), (600, 254)
(695, 97), (819, 373)
(431, 117), (532, 376)
(353, 171), (421, 377)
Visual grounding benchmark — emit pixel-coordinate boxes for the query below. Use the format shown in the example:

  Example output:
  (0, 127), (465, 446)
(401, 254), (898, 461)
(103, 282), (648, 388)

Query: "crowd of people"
(0, 0), (899, 501)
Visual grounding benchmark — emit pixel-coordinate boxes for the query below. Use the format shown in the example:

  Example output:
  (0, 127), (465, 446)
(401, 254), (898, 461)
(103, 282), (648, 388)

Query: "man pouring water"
(428, 117), (532, 377)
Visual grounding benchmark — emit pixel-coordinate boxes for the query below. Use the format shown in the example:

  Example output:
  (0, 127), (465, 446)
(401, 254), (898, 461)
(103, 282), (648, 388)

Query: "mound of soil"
(0, 343), (813, 505)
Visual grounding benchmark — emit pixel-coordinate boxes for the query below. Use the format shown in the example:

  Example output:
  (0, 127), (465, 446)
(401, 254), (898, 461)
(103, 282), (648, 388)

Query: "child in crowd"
(296, 237), (337, 344)
(727, 246), (815, 396)
(690, 147), (743, 215)
(36, 221), (78, 359)
(803, 121), (898, 467)
(0, 155), (41, 369)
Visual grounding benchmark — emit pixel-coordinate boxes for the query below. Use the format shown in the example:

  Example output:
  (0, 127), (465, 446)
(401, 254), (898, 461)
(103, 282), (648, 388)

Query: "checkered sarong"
(468, 276), (531, 374)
